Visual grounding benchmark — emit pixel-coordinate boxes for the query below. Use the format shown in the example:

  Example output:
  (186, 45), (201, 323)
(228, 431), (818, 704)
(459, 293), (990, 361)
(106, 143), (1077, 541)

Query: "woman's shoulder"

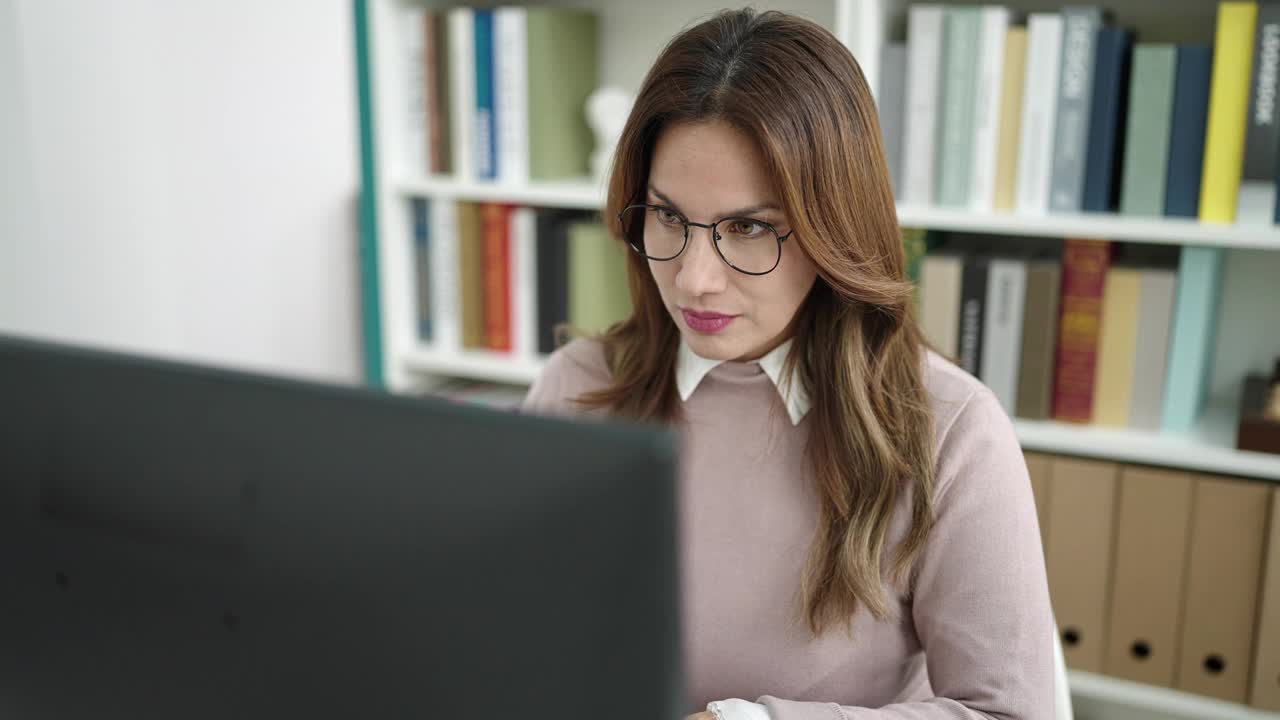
(520, 336), (614, 416)
(920, 350), (1009, 447)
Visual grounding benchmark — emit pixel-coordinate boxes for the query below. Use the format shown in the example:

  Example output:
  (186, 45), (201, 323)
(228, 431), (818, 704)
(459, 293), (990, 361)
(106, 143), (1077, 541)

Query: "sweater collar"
(675, 338), (811, 425)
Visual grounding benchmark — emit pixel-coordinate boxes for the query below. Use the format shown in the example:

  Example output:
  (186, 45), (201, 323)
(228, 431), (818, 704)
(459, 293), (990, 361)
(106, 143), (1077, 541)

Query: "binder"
(1250, 486), (1280, 711)
(1175, 475), (1270, 703)
(1024, 451), (1052, 556)
(1045, 457), (1119, 672)
(1103, 467), (1194, 687)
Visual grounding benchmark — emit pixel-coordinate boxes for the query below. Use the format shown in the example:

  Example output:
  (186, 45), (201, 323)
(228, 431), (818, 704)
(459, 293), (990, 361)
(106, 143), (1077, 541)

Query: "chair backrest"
(1053, 627), (1074, 720)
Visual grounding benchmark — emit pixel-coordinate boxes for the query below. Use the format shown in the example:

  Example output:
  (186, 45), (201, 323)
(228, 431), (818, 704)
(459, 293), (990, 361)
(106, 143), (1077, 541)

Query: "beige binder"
(1103, 467), (1194, 687)
(1046, 457), (1119, 672)
(1024, 451), (1053, 556)
(1175, 475), (1270, 703)
(1250, 486), (1280, 711)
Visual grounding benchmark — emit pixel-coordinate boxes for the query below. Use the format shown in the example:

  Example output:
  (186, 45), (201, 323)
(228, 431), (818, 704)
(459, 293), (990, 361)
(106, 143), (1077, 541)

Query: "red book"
(1052, 239), (1111, 423)
(481, 203), (513, 352)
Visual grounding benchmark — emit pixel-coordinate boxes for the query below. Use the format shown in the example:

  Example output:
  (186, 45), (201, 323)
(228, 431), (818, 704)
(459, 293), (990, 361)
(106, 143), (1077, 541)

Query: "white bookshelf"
(362, 2), (1280, 718)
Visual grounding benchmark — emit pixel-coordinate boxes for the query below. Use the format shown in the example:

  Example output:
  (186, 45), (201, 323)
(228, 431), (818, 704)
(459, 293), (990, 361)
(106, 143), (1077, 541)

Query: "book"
(1128, 268), (1177, 430)
(1200, 1), (1259, 223)
(473, 10), (496, 180)
(993, 27), (1028, 212)
(1081, 26), (1135, 212)
(936, 7), (982, 208)
(1016, 259), (1062, 419)
(494, 7), (530, 185)
(457, 201), (485, 349)
(403, 6), (429, 177)
(982, 257), (1028, 414)
(1016, 14), (1065, 214)
(481, 203), (512, 351)
(1165, 46), (1214, 217)
(957, 254), (990, 377)
(428, 11), (451, 174)
(919, 252), (964, 358)
(1091, 267), (1141, 426)
(1119, 45), (1178, 216)
(510, 207), (538, 359)
(969, 7), (1012, 212)
(1240, 0), (1280, 223)
(568, 222), (631, 334)
(412, 198), (431, 340)
(428, 198), (460, 351)
(536, 208), (583, 354)
(447, 8), (476, 182)
(527, 8), (598, 180)
(1049, 7), (1105, 213)
(1162, 247), (1224, 432)
(904, 4), (945, 206)
(1052, 239), (1111, 423)
(879, 43), (907, 198)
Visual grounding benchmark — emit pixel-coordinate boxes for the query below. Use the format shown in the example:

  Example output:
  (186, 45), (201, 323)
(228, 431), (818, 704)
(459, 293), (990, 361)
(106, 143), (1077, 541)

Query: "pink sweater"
(521, 338), (1055, 719)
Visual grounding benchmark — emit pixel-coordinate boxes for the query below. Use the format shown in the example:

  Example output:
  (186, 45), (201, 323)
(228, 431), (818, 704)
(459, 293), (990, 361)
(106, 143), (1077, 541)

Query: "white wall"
(0, 0), (363, 384)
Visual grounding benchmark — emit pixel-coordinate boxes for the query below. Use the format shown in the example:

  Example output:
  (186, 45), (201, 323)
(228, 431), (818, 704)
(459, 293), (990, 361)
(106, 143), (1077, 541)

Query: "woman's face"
(645, 120), (819, 362)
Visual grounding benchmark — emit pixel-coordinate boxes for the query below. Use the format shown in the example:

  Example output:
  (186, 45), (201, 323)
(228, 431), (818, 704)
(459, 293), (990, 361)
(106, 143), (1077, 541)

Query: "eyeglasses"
(617, 204), (793, 276)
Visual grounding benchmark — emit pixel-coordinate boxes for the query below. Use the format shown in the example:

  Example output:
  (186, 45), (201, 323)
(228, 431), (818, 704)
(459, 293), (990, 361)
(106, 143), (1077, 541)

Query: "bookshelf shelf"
(398, 178), (1280, 250)
(403, 345), (545, 386)
(1069, 670), (1279, 720)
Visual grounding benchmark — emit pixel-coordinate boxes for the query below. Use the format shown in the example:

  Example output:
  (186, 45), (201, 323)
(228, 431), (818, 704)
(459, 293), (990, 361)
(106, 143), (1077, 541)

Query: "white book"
(509, 207), (538, 359)
(447, 8), (475, 183)
(494, 7), (529, 186)
(980, 258), (1027, 415)
(403, 7), (428, 177)
(969, 6), (1011, 213)
(1128, 269), (1176, 430)
(429, 199), (461, 352)
(903, 5), (944, 206)
(1015, 13), (1063, 215)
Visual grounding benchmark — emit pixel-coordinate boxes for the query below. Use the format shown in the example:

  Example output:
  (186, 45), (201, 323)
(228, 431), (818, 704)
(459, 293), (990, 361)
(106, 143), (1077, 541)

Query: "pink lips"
(680, 307), (738, 334)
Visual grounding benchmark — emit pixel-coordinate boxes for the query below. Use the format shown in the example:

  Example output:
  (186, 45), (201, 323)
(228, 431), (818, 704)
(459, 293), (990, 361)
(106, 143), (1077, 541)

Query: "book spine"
(919, 254), (964, 359)
(412, 198), (431, 341)
(981, 258), (1028, 414)
(457, 201), (484, 349)
(403, 7), (428, 177)
(1016, 261), (1062, 420)
(1164, 46), (1213, 217)
(957, 254), (989, 377)
(447, 8), (475, 182)
(1239, 1), (1280, 223)
(1016, 14), (1064, 214)
(494, 8), (529, 186)
(431, 13), (452, 174)
(1052, 239), (1111, 423)
(481, 203), (512, 351)
(429, 199), (460, 351)
(1081, 27), (1135, 212)
(510, 207), (538, 359)
(1161, 247), (1224, 432)
(536, 210), (574, 354)
(879, 43), (908, 198)
(1128, 269), (1177, 430)
(1049, 7), (1104, 213)
(1199, 1), (1259, 222)
(994, 27), (1028, 212)
(1119, 45), (1177, 216)
(903, 5), (944, 206)
(473, 10), (496, 181)
(936, 8), (981, 208)
(969, 7), (1011, 212)
(1091, 268), (1142, 426)
(526, 9), (598, 180)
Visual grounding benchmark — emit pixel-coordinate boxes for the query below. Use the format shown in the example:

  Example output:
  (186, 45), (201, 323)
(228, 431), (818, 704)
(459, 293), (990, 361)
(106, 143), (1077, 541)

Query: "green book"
(1119, 45), (1178, 216)
(568, 222), (631, 334)
(935, 7), (981, 208)
(527, 8), (598, 180)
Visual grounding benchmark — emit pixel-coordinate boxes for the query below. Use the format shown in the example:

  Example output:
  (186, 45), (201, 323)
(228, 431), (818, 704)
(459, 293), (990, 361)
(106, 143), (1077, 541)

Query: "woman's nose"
(675, 225), (729, 297)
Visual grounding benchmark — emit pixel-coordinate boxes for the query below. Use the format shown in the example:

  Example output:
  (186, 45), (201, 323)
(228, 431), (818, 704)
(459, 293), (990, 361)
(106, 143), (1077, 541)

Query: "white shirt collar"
(675, 338), (812, 425)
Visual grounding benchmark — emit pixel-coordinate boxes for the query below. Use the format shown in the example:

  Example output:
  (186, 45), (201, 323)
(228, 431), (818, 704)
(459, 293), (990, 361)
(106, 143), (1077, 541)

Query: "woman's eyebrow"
(647, 185), (782, 218)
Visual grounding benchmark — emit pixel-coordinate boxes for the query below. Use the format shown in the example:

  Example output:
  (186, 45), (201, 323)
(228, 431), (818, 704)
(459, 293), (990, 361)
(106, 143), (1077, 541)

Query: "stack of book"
(410, 199), (631, 358)
(879, 1), (1279, 224)
(400, 6), (599, 183)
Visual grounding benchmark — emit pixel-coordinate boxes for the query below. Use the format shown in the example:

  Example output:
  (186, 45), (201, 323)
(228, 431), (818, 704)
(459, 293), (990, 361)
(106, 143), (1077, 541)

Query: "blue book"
(1048, 7), (1105, 213)
(473, 10), (496, 180)
(1082, 27), (1134, 212)
(412, 199), (432, 341)
(1161, 246), (1223, 433)
(1164, 45), (1212, 218)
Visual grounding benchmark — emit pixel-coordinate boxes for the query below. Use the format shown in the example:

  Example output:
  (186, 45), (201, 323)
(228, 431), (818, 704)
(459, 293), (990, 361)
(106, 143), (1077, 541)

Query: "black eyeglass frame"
(617, 203), (794, 276)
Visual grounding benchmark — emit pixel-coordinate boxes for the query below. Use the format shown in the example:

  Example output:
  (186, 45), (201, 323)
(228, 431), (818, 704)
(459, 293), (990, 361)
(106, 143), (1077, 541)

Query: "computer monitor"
(0, 335), (684, 720)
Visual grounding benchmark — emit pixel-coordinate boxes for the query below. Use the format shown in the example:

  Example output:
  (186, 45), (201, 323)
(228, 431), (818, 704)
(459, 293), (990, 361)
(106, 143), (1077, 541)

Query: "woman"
(522, 8), (1053, 720)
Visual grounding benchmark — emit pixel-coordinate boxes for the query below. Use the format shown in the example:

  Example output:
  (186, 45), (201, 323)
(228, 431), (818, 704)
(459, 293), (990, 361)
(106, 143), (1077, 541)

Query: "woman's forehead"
(649, 120), (780, 216)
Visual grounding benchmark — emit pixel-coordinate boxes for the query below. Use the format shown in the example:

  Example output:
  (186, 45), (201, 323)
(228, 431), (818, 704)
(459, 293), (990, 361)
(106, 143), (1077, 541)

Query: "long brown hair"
(578, 8), (936, 636)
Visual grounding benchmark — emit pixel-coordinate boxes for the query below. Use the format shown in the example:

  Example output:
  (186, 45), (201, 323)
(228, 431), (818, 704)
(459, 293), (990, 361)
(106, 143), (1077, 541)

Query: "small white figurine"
(586, 87), (635, 181)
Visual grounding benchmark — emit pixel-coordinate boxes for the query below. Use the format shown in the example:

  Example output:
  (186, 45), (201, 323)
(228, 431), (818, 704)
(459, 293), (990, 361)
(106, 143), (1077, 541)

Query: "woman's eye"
(729, 220), (765, 236)
(655, 209), (681, 225)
